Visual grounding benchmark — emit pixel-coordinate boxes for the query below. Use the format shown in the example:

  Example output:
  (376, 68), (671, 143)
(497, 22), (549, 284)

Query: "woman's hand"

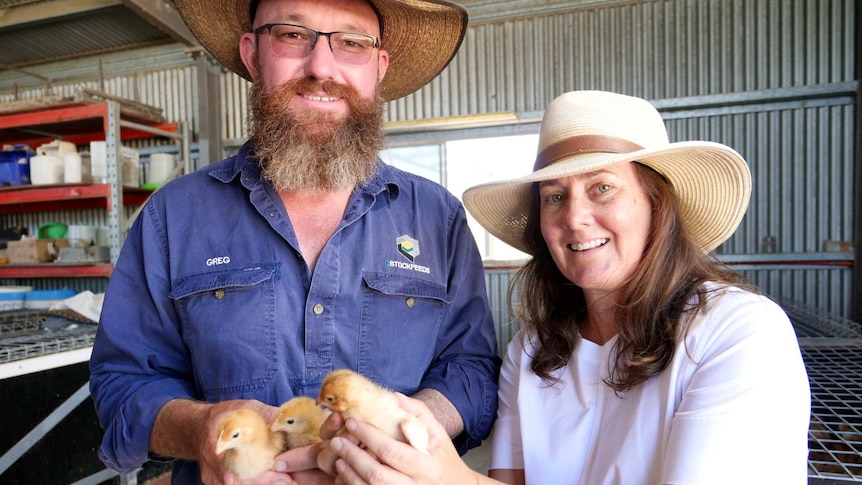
(328, 393), (481, 485)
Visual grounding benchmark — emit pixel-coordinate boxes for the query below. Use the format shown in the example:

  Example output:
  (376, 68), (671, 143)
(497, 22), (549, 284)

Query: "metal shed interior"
(0, 0), (860, 484)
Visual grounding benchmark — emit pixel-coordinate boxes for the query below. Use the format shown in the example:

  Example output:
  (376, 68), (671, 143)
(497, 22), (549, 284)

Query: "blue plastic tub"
(0, 290), (30, 311)
(0, 145), (34, 186)
(24, 289), (77, 310)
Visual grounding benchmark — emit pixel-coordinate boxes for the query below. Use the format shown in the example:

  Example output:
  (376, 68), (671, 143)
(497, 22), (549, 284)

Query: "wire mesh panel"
(0, 311), (96, 363)
(0, 310), (45, 335)
(781, 298), (862, 341)
(804, 344), (862, 481)
(780, 298), (862, 482)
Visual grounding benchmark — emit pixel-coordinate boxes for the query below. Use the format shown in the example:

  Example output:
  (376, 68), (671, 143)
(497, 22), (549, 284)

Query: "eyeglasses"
(254, 23), (380, 65)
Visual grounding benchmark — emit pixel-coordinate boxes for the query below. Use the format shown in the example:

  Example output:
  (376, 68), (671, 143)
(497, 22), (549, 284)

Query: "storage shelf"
(0, 100), (177, 148)
(0, 263), (113, 278)
(0, 183), (153, 213)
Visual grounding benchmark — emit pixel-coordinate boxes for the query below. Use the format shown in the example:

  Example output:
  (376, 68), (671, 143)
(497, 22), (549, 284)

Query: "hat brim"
(172, 0), (467, 101)
(462, 141), (751, 255)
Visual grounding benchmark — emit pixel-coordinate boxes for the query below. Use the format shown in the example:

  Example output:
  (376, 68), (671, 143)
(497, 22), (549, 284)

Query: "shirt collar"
(206, 140), (401, 201)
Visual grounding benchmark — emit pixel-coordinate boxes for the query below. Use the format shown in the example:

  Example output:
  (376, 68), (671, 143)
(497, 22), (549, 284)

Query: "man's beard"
(248, 77), (385, 192)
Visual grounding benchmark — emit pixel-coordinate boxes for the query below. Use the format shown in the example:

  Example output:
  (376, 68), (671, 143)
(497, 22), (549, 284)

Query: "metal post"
(106, 100), (125, 263)
(853, 4), (862, 323)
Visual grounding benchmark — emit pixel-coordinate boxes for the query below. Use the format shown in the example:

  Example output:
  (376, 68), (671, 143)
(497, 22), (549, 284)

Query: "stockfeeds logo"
(385, 235), (431, 274)
(397, 235), (419, 262)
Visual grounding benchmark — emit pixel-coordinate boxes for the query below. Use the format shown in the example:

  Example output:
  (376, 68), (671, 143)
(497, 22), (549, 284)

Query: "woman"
(327, 90), (811, 484)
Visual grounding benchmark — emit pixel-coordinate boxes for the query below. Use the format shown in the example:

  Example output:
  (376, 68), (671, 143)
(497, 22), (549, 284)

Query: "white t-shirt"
(490, 285), (811, 485)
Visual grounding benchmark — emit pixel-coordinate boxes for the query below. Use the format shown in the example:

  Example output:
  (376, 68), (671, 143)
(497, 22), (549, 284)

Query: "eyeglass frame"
(253, 23), (381, 64)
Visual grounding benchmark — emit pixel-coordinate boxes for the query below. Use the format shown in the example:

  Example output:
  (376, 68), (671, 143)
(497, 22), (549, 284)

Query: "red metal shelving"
(0, 184), (153, 213)
(0, 97), (175, 280)
(0, 100), (177, 147)
(0, 263), (113, 278)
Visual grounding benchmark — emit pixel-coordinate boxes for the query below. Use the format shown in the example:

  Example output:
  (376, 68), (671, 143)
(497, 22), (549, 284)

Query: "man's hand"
(151, 398), (282, 485)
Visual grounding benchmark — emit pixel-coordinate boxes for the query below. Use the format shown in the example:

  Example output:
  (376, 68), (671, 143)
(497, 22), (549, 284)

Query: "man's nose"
(303, 35), (338, 80)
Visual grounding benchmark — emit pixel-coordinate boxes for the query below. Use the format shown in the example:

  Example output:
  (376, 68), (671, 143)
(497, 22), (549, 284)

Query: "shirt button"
(405, 297), (415, 308)
(214, 289), (225, 300)
(313, 304), (324, 315)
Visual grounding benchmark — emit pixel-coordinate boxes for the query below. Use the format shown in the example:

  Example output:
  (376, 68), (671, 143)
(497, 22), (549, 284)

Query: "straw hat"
(172, 0), (467, 101)
(462, 90), (751, 255)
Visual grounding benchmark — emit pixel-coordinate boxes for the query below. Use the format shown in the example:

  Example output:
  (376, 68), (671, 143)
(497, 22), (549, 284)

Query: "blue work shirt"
(89, 142), (500, 482)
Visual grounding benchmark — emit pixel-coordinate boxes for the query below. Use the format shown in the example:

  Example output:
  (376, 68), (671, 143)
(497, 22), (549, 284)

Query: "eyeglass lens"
(263, 24), (378, 65)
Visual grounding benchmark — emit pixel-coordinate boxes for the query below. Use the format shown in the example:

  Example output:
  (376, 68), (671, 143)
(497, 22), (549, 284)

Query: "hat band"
(534, 135), (645, 171)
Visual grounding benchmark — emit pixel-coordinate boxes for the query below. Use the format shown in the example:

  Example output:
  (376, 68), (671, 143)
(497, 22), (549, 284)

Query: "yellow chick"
(271, 396), (327, 449)
(215, 408), (285, 479)
(317, 369), (429, 454)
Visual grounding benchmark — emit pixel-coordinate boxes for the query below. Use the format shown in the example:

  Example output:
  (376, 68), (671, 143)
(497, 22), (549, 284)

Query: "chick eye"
(326, 397), (334, 402)
(287, 419), (295, 424)
(232, 431), (240, 439)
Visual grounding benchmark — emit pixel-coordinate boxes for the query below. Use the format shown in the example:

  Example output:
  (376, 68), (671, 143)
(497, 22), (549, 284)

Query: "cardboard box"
(7, 239), (69, 263)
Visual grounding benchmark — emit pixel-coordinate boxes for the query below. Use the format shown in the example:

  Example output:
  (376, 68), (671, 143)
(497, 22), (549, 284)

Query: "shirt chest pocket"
(358, 272), (451, 392)
(170, 264), (279, 401)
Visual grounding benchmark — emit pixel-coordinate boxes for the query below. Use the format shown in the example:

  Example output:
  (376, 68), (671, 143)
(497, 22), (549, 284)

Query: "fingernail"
(275, 460), (287, 472)
(331, 437), (343, 451)
(336, 459), (346, 473)
(345, 419), (357, 432)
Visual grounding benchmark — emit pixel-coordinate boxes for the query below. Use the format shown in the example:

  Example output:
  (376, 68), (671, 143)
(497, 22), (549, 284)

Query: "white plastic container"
(63, 152), (83, 183)
(147, 153), (174, 185)
(0, 286), (33, 311)
(30, 155), (63, 184)
(89, 141), (140, 186)
(67, 224), (97, 246)
(36, 140), (76, 159)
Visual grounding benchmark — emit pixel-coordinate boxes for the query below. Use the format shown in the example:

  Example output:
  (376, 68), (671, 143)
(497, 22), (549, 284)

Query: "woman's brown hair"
(510, 163), (758, 392)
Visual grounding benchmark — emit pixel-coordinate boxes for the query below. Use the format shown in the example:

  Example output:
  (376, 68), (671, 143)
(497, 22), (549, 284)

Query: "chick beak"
(215, 438), (227, 455)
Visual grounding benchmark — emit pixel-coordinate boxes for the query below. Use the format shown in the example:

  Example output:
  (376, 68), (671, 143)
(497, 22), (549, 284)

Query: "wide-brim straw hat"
(172, 0), (467, 101)
(463, 90), (751, 255)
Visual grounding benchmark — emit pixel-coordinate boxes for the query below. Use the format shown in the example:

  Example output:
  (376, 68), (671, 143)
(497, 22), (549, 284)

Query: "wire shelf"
(780, 296), (862, 482)
(0, 311), (96, 363)
(780, 298), (862, 340)
(0, 309), (46, 335)
(804, 344), (862, 481)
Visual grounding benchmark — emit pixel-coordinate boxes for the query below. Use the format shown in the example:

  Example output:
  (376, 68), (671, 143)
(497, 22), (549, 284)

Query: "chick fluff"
(317, 369), (429, 454)
(271, 396), (327, 449)
(215, 408), (285, 479)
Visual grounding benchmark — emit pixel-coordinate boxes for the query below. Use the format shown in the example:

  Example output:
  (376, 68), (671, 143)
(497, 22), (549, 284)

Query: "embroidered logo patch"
(396, 235), (420, 262)
(385, 234), (431, 274)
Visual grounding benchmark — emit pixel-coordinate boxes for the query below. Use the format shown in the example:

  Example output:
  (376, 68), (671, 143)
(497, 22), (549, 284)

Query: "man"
(88, 0), (500, 483)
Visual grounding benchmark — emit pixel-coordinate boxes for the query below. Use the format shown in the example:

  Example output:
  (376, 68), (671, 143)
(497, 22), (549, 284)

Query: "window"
(382, 133), (538, 262)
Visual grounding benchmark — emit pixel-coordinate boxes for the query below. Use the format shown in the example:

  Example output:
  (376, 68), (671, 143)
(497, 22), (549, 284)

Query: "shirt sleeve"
(416, 201), (501, 454)
(489, 333), (526, 470)
(89, 201), (194, 473)
(660, 290), (811, 484)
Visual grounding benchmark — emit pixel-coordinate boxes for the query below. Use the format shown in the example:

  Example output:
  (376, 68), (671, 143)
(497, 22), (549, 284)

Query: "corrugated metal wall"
(0, 0), (857, 318)
(387, 0), (856, 118)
